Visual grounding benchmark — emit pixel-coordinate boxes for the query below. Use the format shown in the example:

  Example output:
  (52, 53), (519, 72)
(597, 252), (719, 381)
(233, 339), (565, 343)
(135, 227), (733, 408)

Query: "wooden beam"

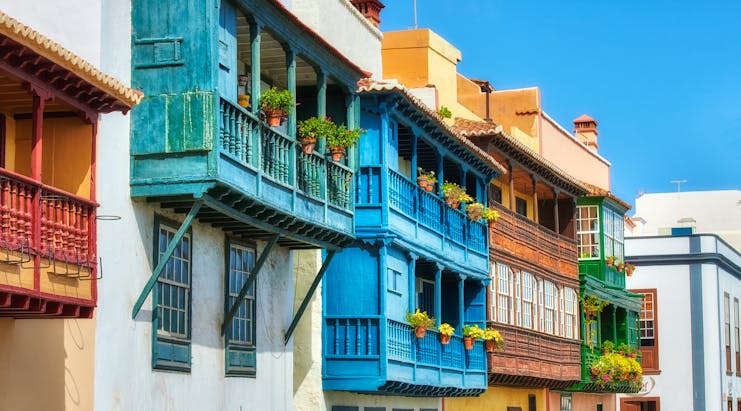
(284, 250), (336, 345)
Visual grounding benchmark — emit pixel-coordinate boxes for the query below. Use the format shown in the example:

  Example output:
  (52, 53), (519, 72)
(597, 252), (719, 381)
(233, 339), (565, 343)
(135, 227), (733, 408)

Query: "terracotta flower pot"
(425, 184), (434, 192)
(487, 220), (496, 229)
(264, 109), (284, 127)
(417, 176), (429, 189)
(237, 94), (250, 108)
(463, 337), (474, 350)
(298, 137), (317, 155)
(485, 340), (496, 353)
(439, 334), (451, 345)
(330, 146), (345, 162)
(616, 263), (625, 273)
(626, 267), (635, 276)
(414, 326), (427, 339)
(451, 202), (460, 210)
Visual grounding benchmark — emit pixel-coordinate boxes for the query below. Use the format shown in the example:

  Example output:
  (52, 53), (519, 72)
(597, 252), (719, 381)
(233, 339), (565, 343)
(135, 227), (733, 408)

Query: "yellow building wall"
(0, 317), (96, 411)
(3, 114), (17, 171)
(493, 178), (535, 218)
(456, 74), (486, 119)
(12, 117), (92, 199)
(445, 386), (548, 411)
(489, 88), (541, 152)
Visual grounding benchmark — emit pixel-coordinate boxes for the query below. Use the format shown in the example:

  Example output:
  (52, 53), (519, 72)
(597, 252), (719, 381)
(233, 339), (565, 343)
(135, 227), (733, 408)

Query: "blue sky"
(380, 1), (741, 207)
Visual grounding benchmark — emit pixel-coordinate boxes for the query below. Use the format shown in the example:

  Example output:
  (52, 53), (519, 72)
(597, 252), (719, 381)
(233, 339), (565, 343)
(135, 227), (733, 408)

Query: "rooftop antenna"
(670, 179), (687, 193)
(413, 0), (418, 29)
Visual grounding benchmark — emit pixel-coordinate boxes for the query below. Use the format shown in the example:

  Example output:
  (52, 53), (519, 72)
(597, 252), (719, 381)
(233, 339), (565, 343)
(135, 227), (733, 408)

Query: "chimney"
(350, 0), (385, 29)
(573, 114), (599, 152)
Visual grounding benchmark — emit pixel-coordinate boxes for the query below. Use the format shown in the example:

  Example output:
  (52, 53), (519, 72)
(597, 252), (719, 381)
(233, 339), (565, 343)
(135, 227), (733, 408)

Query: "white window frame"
(522, 272), (534, 330)
(577, 205), (600, 260)
(543, 280), (556, 335)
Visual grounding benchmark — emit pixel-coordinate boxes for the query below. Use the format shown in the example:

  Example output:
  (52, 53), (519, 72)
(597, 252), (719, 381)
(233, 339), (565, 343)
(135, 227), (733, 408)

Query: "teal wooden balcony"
(130, 0), (368, 249)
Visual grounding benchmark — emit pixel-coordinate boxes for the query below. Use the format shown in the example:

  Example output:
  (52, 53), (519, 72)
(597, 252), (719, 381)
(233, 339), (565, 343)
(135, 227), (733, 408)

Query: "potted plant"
(625, 262), (635, 276)
(406, 309), (435, 339)
(481, 208), (500, 228)
(601, 340), (615, 354)
(462, 324), (484, 350)
(297, 117), (332, 154)
(483, 328), (504, 352)
(327, 125), (365, 162)
(259, 86), (292, 127)
(416, 168), (437, 192)
(466, 202), (484, 221)
(605, 255), (617, 267)
(616, 261), (625, 272)
(441, 182), (471, 209)
(581, 295), (609, 348)
(438, 105), (452, 119)
(438, 323), (455, 345)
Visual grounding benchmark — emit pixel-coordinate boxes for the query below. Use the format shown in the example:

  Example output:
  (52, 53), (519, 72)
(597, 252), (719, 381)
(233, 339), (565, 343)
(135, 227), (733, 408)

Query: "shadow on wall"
(293, 250), (320, 396)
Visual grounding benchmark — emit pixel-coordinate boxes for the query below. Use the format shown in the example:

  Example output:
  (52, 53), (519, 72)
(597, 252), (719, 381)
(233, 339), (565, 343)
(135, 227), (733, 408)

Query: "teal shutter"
(218, 0), (237, 102)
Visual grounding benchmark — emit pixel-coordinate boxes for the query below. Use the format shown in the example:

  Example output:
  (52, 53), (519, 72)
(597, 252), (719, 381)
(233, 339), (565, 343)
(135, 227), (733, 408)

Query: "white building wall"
(624, 263), (694, 410)
(719, 265), (741, 409)
(94, 2), (296, 410)
(0, 0), (101, 65)
(289, 0), (383, 78)
(702, 263), (722, 411)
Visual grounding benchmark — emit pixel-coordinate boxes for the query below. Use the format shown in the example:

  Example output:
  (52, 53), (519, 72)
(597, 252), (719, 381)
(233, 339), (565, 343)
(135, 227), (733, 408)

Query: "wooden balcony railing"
(489, 201), (578, 277)
(487, 322), (581, 388)
(219, 98), (353, 212)
(0, 168), (96, 264)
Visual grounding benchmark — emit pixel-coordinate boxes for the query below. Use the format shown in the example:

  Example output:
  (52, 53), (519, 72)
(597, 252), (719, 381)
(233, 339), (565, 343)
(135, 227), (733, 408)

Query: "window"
(603, 208), (624, 261)
(538, 279), (545, 331)
(726, 293), (732, 374)
(543, 280), (556, 334)
(733, 298), (741, 374)
(497, 263), (513, 324)
(576, 206), (600, 259)
(528, 394), (536, 411)
(522, 272), (535, 329)
(515, 197), (527, 217)
(387, 268), (403, 294)
(634, 289), (659, 373)
(225, 241), (257, 376)
(488, 184), (502, 206)
(515, 271), (522, 327)
(564, 287), (578, 339)
(153, 217), (192, 371)
(417, 278), (435, 316)
(560, 394), (572, 411)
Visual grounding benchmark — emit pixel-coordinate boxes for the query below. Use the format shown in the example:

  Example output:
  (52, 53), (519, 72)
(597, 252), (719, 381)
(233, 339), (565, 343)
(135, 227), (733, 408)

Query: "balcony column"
(460, 167), (467, 211)
(553, 187), (560, 234)
(611, 305), (618, 342)
(410, 132), (418, 180)
(457, 273), (467, 328)
(285, 46), (297, 138)
(249, 19), (262, 117)
(434, 263), (443, 323)
(316, 69), (327, 153)
(29, 86), (51, 292)
(407, 252), (419, 311)
(436, 149), (444, 196)
(345, 92), (360, 169)
(532, 176), (539, 224)
(508, 161), (516, 210)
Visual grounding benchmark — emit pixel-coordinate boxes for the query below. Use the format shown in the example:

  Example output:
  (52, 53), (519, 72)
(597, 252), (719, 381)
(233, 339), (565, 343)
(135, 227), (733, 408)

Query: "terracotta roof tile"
(357, 78), (507, 175)
(0, 11), (142, 109)
(580, 180), (632, 211)
(573, 114), (597, 124)
(452, 117), (588, 194)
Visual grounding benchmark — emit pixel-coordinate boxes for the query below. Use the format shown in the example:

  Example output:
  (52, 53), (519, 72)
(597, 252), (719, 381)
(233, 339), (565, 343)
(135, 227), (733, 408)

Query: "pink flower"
(602, 375), (611, 382)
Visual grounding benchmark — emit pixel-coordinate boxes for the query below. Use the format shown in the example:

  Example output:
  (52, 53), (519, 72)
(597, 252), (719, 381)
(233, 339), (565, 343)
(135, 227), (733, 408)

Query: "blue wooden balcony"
(323, 317), (487, 396)
(356, 166), (489, 274)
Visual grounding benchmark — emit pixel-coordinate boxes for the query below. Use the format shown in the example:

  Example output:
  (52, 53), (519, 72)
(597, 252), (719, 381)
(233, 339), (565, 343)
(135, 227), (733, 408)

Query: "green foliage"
(259, 87), (293, 113)
(438, 106), (452, 119)
(406, 309), (435, 328)
(602, 340), (615, 353)
(462, 324), (485, 339)
(327, 125), (365, 149)
(438, 323), (455, 336)
(297, 117), (332, 141)
(480, 208), (500, 221)
(441, 182), (473, 203)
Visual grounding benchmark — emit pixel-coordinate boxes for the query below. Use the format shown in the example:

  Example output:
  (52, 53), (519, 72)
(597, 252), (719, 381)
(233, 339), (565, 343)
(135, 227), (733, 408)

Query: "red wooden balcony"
(489, 201), (578, 278)
(0, 168), (97, 318)
(487, 322), (581, 389)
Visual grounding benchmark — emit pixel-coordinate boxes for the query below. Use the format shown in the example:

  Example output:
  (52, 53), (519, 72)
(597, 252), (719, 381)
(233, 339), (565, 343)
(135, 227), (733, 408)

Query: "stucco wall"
(290, 0), (382, 78)
(0, 0), (101, 66)
(0, 318), (96, 411)
(446, 387), (547, 411)
(540, 114), (610, 190)
(570, 393), (615, 411)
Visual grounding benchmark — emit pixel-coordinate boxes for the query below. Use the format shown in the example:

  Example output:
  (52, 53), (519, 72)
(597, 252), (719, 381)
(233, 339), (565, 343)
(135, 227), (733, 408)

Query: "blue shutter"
(218, 0), (237, 102)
